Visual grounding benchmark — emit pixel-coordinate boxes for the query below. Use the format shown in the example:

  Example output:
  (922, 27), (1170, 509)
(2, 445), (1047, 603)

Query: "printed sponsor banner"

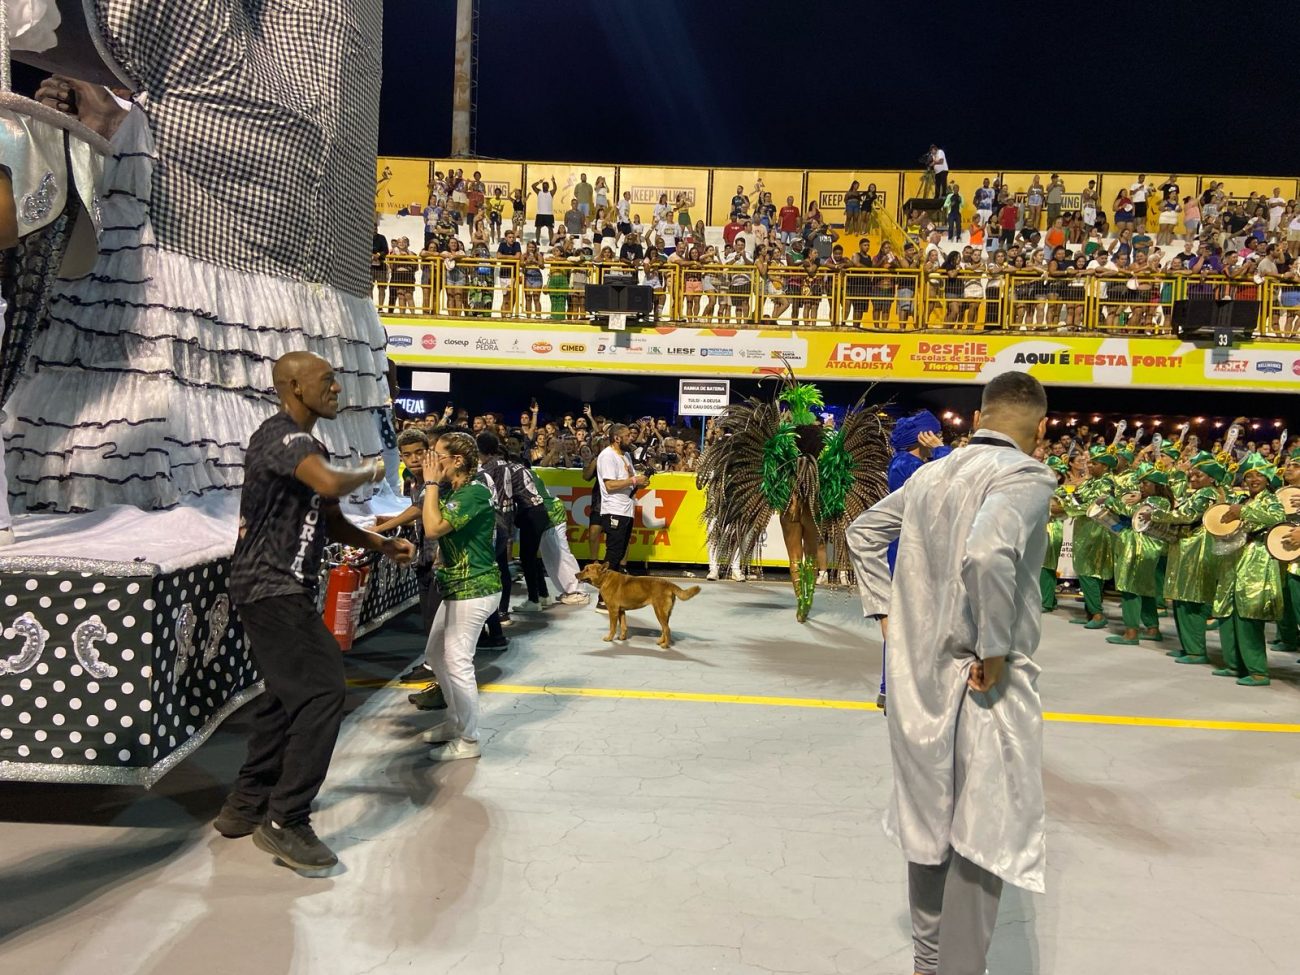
(383, 318), (1300, 392)
(535, 468), (790, 567)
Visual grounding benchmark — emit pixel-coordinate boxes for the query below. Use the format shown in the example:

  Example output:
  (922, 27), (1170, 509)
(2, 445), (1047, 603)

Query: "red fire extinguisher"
(322, 557), (372, 651)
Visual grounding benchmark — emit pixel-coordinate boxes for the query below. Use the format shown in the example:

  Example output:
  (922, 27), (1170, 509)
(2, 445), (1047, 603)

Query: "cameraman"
(930, 144), (949, 199)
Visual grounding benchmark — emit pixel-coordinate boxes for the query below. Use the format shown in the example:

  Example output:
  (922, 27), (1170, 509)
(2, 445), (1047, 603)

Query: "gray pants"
(908, 849), (1003, 975)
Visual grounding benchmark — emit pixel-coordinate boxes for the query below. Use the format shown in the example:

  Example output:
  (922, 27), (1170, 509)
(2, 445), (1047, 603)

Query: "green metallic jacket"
(1213, 490), (1287, 621)
(1152, 485), (1223, 604)
(1108, 493), (1170, 597)
(1057, 476), (1115, 580)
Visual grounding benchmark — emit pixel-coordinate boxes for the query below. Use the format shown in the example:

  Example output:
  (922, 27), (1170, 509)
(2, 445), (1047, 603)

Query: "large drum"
(1266, 524), (1300, 564)
(1203, 503), (1246, 556)
(1087, 501), (1130, 533)
(1132, 504), (1185, 543)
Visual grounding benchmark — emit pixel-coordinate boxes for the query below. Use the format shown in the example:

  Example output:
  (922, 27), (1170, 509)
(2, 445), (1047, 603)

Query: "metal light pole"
(449, 0), (477, 157)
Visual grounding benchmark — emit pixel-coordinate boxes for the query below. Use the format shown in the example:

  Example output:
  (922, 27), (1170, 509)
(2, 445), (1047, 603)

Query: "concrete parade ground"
(2, 576), (1297, 975)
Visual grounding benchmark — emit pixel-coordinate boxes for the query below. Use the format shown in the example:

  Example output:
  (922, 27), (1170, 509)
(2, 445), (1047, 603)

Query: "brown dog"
(576, 563), (700, 649)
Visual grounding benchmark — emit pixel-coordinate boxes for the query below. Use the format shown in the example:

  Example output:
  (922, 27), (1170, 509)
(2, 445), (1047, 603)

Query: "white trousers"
(539, 523), (580, 594)
(0, 430), (10, 530)
(424, 593), (497, 742)
(708, 540), (741, 575)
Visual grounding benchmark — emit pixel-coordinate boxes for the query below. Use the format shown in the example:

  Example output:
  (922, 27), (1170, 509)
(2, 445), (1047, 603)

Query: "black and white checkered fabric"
(92, 0), (382, 298)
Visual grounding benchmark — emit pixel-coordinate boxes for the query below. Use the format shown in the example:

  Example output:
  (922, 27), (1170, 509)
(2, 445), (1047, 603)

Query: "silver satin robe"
(846, 430), (1056, 893)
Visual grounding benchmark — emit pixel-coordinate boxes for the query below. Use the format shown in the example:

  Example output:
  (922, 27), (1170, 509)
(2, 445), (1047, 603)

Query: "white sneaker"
(539, 594), (553, 608)
(420, 721), (458, 744)
(429, 738), (481, 762)
(558, 591), (589, 605)
(516, 600), (543, 613)
(816, 570), (828, 584)
(706, 569), (719, 581)
(0, 528), (13, 547)
(729, 569), (747, 582)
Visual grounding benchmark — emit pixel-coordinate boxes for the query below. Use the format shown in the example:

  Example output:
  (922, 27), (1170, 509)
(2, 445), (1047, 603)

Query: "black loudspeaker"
(585, 278), (654, 317)
(1173, 299), (1258, 340)
(905, 197), (943, 213)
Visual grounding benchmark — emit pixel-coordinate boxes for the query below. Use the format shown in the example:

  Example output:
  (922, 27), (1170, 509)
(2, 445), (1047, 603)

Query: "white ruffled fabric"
(6, 0), (61, 53)
(3, 108), (389, 512)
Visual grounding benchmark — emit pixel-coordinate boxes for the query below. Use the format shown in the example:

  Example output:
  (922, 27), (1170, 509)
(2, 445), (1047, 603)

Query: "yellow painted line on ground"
(353, 678), (1300, 734)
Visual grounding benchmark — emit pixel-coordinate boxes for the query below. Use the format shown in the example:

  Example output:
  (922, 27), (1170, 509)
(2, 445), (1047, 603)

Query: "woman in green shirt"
(419, 432), (502, 760)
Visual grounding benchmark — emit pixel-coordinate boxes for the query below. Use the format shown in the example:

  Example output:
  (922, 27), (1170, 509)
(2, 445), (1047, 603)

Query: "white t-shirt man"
(1268, 195), (1286, 231)
(536, 189), (554, 217)
(597, 445), (636, 517)
(932, 148), (948, 174)
(1130, 181), (1148, 203)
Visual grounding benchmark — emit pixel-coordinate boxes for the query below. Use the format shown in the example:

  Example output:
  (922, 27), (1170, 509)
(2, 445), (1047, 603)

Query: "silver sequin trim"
(72, 615), (118, 680)
(0, 556), (157, 577)
(20, 172), (57, 224)
(0, 613), (49, 675)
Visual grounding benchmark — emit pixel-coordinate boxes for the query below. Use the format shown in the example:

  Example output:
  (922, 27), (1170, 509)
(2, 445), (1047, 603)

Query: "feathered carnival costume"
(695, 369), (891, 621)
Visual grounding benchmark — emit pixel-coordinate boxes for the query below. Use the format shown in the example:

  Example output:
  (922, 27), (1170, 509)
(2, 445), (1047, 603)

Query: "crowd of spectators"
(371, 163), (1300, 336)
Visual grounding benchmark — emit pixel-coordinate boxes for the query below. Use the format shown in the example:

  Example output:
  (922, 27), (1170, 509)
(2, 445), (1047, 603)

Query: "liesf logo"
(532, 341), (553, 354)
(560, 342), (587, 353)
(666, 346), (695, 355)
(1255, 360), (1283, 374)
(387, 334), (413, 348)
(828, 342), (899, 370)
(421, 334), (437, 350)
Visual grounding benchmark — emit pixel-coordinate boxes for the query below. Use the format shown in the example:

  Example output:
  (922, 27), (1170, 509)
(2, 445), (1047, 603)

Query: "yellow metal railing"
(373, 258), (1300, 338)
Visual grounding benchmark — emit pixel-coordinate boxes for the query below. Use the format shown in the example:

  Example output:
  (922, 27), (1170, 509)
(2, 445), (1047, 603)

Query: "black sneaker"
(212, 798), (262, 838)
(595, 597), (608, 614)
(252, 821), (338, 872)
(477, 633), (509, 650)
(408, 684), (448, 710)
(400, 663), (438, 684)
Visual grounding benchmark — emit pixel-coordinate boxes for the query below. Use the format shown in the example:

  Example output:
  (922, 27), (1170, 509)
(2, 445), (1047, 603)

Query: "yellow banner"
(533, 468), (791, 567)
(1200, 175), (1300, 209)
(806, 170), (903, 226)
(617, 166), (710, 228)
(376, 157), (432, 215)
(521, 163), (616, 221)
(383, 317), (1300, 393)
(428, 160), (526, 206)
(709, 169), (804, 225)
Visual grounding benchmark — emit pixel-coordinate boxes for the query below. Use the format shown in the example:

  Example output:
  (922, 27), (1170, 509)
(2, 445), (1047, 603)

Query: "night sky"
(381, 0), (1300, 176)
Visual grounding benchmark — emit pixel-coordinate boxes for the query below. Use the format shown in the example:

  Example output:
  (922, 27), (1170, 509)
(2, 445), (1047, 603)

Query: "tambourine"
(1132, 505), (1186, 543)
(1203, 502), (1246, 556)
(1266, 524), (1300, 563)
(1087, 501), (1129, 533)
(1277, 486), (1300, 516)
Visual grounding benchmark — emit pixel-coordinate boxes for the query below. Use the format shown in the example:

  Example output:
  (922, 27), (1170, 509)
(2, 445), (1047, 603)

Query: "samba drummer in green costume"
(1210, 453), (1287, 686)
(1059, 445), (1117, 628)
(1269, 446), (1300, 655)
(1104, 464), (1173, 645)
(1041, 456), (1069, 611)
(1151, 451), (1229, 664)
(696, 370), (890, 623)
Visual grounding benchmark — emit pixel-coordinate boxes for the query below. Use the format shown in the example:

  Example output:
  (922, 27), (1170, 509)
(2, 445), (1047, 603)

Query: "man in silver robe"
(847, 372), (1054, 975)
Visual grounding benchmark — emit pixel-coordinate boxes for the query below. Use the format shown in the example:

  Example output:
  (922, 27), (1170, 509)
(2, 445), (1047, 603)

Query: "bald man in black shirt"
(216, 352), (414, 874)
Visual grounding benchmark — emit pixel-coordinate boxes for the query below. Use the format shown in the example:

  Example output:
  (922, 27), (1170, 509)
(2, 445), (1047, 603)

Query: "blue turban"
(890, 410), (942, 450)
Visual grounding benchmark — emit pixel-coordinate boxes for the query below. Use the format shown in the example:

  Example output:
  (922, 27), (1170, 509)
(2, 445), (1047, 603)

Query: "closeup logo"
(532, 341), (553, 354)
(1256, 360), (1283, 374)
(387, 334), (413, 348)
(700, 347), (734, 357)
(443, 338), (470, 348)
(560, 342), (587, 353)
(1212, 358), (1248, 373)
(828, 342), (900, 370)
(421, 334), (437, 350)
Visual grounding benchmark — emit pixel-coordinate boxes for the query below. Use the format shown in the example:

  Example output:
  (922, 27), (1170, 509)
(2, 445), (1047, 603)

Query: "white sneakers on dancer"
(557, 591), (590, 605)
